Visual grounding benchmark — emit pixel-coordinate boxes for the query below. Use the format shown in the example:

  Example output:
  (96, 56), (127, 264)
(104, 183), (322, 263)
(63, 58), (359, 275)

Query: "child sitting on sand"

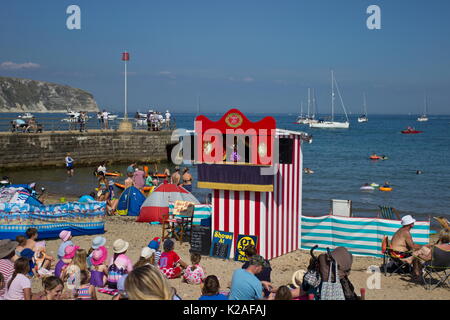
(86, 236), (106, 268)
(57, 230), (73, 260)
(34, 241), (54, 276)
(107, 239), (133, 289)
(198, 275), (228, 300)
(61, 248), (88, 290)
(182, 253), (206, 285)
(55, 245), (78, 279)
(147, 237), (161, 266)
(89, 246), (108, 288)
(74, 270), (97, 300)
(158, 239), (188, 279)
(14, 235), (27, 261)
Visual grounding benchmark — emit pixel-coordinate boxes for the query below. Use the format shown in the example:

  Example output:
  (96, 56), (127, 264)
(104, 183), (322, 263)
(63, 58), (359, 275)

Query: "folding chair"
(381, 236), (412, 276)
(175, 204), (195, 244)
(378, 206), (401, 220)
(161, 212), (175, 241)
(422, 246), (450, 290)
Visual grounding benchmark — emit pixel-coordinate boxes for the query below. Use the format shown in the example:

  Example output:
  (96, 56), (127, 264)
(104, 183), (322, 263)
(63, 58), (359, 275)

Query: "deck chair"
(378, 206), (401, 220)
(381, 236), (412, 276)
(161, 212), (175, 241)
(168, 202), (195, 244)
(422, 246), (450, 290)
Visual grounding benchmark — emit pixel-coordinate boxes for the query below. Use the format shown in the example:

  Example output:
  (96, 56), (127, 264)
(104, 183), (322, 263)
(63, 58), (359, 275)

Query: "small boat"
(417, 95), (429, 122)
(357, 93), (369, 123)
(360, 184), (375, 191)
(379, 186), (393, 192)
(401, 127), (423, 134)
(369, 155), (381, 160)
(114, 183), (154, 192)
(18, 112), (34, 119)
(370, 183), (380, 188)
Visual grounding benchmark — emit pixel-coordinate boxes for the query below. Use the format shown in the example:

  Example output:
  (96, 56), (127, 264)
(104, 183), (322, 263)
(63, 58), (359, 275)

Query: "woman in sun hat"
(89, 246), (108, 287)
(86, 236), (106, 268)
(106, 239), (133, 289)
(57, 230), (73, 260)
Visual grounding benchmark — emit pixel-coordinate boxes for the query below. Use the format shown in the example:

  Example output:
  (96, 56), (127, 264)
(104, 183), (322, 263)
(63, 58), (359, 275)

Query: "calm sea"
(1, 112), (449, 226)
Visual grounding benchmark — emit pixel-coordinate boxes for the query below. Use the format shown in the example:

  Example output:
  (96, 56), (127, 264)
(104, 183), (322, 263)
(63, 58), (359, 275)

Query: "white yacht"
(417, 95), (429, 122)
(358, 93), (369, 123)
(310, 70), (350, 129)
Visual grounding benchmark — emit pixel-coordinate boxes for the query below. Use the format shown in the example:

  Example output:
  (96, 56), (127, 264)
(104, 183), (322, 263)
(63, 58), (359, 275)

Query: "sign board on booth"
(234, 234), (258, 262)
(210, 230), (233, 259)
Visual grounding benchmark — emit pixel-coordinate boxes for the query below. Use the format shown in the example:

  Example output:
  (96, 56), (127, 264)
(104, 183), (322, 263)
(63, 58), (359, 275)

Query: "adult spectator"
(65, 153), (74, 176)
(0, 239), (18, 299)
(133, 167), (146, 190)
(3, 257), (32, 300)
(241, 245), (272, 297)
(229, 255), (266, 300)
(390, 215), (424, 280)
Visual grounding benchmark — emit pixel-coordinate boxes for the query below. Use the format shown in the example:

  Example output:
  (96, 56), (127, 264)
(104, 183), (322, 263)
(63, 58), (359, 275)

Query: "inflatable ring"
(370, 156), (381, 160)
(379, 187), (393, 192)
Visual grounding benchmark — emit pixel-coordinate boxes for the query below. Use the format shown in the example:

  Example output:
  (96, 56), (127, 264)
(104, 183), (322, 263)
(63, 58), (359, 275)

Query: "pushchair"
(302, 246), (364, 300)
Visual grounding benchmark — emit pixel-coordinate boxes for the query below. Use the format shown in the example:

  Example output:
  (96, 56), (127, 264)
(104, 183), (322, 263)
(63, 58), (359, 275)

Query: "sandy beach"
(31, 196), (450, 300)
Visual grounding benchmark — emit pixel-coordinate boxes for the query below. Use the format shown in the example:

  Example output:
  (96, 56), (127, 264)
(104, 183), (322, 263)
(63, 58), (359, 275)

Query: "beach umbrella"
(137, 183), (199, 223)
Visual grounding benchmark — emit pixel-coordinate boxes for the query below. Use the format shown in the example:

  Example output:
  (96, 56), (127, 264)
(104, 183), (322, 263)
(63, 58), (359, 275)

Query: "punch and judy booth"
(193, 109), (310, 260)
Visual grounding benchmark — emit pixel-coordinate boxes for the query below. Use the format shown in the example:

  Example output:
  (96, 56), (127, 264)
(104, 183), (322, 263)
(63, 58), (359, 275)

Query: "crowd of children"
(0, 227), (303, 300)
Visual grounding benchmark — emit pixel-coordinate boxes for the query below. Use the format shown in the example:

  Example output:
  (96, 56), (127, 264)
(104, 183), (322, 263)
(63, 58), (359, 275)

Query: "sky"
(1, 0), (450, 115)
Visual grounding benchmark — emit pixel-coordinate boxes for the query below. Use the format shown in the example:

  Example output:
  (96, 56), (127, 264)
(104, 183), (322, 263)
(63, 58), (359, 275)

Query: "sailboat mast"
(300, 101), (303, 116)
(363, 92), (367, 115)
(331, 70), (335, 121)
(312, 88), (316, 119)
(197, 94), (200, 115)
(307, 88), (311, 118)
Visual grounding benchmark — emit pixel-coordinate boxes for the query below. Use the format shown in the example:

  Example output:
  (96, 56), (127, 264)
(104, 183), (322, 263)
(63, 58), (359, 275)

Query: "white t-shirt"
(97, 165), (106, 174)
(4, 273), (31, 300)
(65, 156), (74, 166)
(165, 112), (171, 120)
(102, 112), (109, 120)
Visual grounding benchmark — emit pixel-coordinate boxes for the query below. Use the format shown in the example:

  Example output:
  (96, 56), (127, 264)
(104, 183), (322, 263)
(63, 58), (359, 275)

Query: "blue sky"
(1, 0), (450, 114)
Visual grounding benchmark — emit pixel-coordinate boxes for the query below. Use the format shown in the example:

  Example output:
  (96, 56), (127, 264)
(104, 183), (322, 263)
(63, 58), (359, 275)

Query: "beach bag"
(320, 261), (345, 300)
(107, 260), (128, 289)
(303, 269), (321, 288)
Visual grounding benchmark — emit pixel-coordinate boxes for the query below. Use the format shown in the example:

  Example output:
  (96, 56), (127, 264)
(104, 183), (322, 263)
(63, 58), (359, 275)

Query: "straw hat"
(113, 239), (129, 254)
(91, 246), (108, 266)
(141, 247), (155, 259)
(291, 269), (306, 288)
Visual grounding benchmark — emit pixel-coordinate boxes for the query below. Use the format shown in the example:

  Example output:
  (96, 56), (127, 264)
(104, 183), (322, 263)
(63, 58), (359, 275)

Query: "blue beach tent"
(117, 186), (146, 216)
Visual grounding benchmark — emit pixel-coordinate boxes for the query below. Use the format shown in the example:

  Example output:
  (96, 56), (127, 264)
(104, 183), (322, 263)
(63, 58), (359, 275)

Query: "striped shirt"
(76, 285), (92, 300)
(0, 259), (14, 298)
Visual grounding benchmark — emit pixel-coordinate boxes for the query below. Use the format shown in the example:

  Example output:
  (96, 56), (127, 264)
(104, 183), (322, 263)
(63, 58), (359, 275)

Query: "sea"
(1, 112), (449, 228)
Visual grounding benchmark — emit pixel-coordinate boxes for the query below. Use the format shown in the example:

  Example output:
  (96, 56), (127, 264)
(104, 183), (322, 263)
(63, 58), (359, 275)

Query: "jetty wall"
(0, 130), (176, 169)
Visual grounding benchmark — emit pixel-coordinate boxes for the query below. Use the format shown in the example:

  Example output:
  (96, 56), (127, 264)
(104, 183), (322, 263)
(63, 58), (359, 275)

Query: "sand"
(31, 207), (450, 300)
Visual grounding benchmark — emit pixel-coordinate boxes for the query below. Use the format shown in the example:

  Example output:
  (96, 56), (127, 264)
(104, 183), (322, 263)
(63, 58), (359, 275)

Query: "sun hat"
(113, 239), (129, 254)
(59, 230), (72, 242)
(91, 236), (106, 249)
(148, 240), (160, 250)
(63, 245), (79, 259)
(401, 215), (416, 226)
(0, 239), (18, 259)
(91, 246), (108, 266)
(163, 239), (174, 251)
(291, 269), (306, 288)
(141, 247), (155, 259)
(20, 248), (35, 260)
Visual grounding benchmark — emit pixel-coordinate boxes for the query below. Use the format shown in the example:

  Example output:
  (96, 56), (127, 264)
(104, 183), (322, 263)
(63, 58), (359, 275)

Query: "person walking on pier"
(65, 153), (74, 177)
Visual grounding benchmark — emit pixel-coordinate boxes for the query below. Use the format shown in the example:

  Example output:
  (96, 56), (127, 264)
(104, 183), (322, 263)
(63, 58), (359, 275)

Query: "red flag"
(122, 52), (130, 61)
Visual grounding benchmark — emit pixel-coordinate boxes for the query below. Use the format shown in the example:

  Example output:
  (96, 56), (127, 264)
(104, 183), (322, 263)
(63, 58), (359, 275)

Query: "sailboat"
(358, 93), (368, 123)
(310, 70), (350, 129)
(296, 101), (308, 124)
(417, 95), (429, 122)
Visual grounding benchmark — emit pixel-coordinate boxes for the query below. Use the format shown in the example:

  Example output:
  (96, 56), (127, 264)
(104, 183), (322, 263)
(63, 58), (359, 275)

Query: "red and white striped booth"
(193, 109), (310, 260)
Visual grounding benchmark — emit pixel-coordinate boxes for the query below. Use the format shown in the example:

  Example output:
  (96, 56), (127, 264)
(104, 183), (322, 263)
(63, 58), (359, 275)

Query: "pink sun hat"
(90, 246), (108, 266)
(63, 245), (79, 259)
(59, 230), (72, 242)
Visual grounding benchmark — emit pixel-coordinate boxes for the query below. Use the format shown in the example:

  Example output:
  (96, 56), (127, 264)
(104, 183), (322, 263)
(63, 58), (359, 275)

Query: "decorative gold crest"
(225, 113), (243, 128)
